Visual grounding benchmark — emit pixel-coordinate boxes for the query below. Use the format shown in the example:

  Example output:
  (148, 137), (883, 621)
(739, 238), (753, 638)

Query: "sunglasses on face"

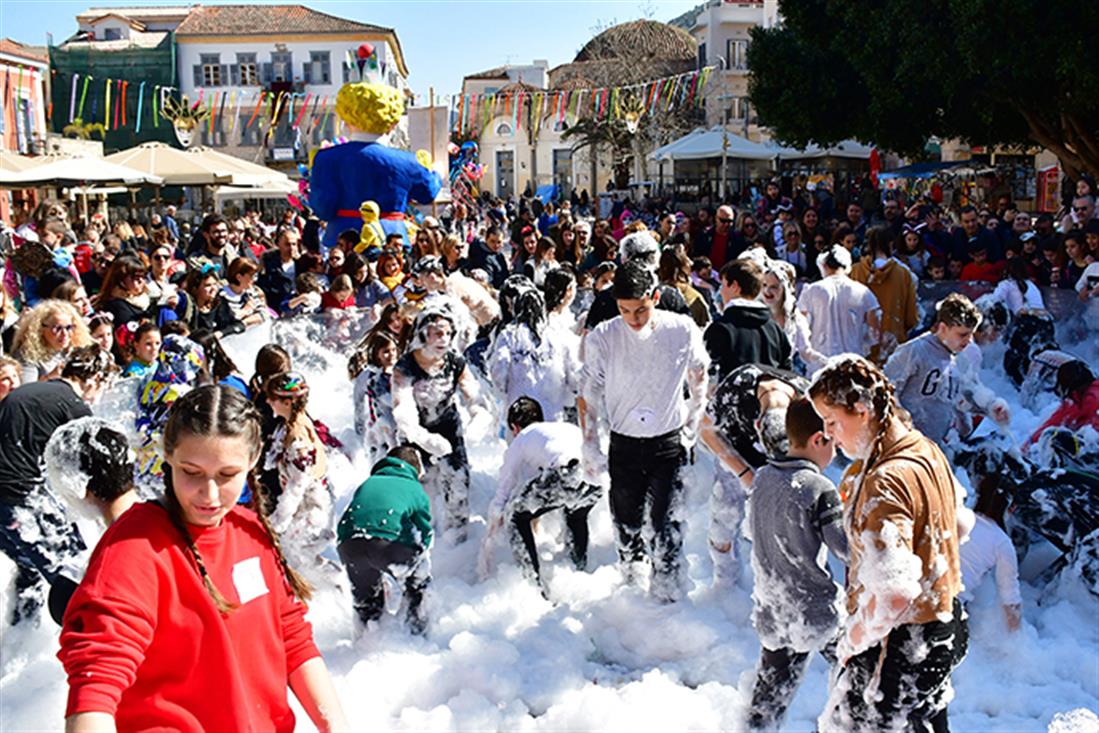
(1074, 206), (1090, 213)
(47, 323), (76, 334)
(152, 253), (171, 261)
(718, 217), (734, 224)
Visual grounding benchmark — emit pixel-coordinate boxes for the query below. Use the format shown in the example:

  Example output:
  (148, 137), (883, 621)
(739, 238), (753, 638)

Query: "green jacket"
(337, 457), (433, 549)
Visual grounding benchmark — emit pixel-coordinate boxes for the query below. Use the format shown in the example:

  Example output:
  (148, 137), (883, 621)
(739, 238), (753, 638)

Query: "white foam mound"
(2, 314), (1097, 731)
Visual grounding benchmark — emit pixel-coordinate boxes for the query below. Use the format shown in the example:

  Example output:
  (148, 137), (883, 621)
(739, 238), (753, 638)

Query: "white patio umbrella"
(0, 156), (163, 187)
(104, 142), (234, 186)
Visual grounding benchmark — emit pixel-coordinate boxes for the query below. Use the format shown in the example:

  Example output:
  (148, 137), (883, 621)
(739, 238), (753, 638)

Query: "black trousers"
(748, 643), (836, 731)
(507, 461), (600, 583)
(0, 492), (85, 625)
(834, 599), (968, 732)
(608, 429), (686, 599)
(338, 536), (430, 634)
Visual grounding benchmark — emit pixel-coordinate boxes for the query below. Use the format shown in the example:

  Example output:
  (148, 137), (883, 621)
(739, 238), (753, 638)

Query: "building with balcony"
(50, 7), (189, 150)
(463, 21), (700, 200)
(175, 4), (409, 169)
(685, 0), (780, 139)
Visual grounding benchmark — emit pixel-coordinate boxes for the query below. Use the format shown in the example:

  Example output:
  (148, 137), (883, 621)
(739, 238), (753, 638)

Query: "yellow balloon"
(415, 149), (433, 169)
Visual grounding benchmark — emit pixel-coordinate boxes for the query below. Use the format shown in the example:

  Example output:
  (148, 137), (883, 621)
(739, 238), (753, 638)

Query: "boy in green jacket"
(337, 445), (433, 634)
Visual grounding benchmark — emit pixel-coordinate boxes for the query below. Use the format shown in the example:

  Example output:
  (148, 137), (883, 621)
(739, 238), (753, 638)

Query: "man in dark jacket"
(467, 225), (509, 290)
(703, 258), (791, 381)
(257, 228), (300, 313)
(337, 445), (433, 634)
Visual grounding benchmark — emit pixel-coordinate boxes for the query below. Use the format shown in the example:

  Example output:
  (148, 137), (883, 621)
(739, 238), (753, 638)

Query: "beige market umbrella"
(0, 150), (46, 174)
(185, 146), (291, 187)
(104, 141), (233, 186)
(0, 156), (163, 187)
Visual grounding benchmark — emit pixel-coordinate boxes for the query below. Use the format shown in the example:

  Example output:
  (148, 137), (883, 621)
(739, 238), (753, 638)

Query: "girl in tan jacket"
(851, 226), (919, 364)
(809, 356), (972, 733)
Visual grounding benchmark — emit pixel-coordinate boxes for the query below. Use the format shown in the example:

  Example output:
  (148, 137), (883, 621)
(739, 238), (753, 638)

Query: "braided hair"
(808, 356), (899, 488)
(163, 385), (313, 614)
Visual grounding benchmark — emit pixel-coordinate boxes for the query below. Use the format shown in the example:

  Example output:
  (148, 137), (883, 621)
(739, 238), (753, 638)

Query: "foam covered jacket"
(58, 503), (319, 732)
(703, 299), (791, 379)
(337, 457), (433, 549)
(749, 456), (848, 652)
(840, 429), (966, 652)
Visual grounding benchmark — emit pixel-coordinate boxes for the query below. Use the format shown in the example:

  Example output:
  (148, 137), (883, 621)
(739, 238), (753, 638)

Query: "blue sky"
(0, 0), (700, 102)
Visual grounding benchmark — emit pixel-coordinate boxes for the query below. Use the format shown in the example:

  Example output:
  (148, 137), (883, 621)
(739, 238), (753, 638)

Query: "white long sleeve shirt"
(581, 310), (709, 438)
(960, 514), (1022, 606)
(991, 278), (1045, 315)
(490, 421), (583, 515)
(796, 274), (880, 363)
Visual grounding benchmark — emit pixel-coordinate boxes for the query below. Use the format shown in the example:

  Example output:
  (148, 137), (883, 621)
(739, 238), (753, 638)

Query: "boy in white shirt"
(487, 397), (600, 592)
(581, 260), (709, 602)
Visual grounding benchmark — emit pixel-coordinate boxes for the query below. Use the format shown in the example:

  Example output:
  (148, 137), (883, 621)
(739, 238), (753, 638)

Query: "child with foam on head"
(884, 292), (1009, 450)
(263, 371), (335, 581)
(746, 396), (847, 732)
(392, 305), (491, 542)
(809, 356), (972, 733)
(337, 445), (432, 635)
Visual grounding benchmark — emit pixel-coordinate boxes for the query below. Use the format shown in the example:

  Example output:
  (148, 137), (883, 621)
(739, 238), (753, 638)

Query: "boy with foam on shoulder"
(746, 396), (847, 732)
(884, 292), (1009, 449)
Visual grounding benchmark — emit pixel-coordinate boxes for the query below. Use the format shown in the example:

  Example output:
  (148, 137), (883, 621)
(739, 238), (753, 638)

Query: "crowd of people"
(0, 174), (1097, 732)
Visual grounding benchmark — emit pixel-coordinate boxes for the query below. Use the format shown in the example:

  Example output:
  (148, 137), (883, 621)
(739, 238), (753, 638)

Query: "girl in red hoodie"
(1028, 361), (1099, 447)
(59, 385), (348, 733)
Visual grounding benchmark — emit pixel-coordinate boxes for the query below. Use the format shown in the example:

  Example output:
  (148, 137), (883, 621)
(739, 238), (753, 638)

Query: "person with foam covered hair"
(392, 305), (491, 542)
(796, 245), (881, 370)
(584, 230), (690, 330)
(809, 356), (971, 733)
(310, 80), (442, 251)
(884, 292), (1009, 449)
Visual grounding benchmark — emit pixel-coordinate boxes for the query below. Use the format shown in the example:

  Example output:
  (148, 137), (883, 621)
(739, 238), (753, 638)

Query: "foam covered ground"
(2, 315), (1098, 732)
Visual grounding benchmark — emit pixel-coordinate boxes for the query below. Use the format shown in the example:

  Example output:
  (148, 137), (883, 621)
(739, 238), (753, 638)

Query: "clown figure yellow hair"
(336, 82), (403, 134)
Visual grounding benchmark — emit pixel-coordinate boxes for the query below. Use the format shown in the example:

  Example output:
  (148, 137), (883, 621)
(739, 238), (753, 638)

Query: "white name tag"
(232, 557), (269, 604)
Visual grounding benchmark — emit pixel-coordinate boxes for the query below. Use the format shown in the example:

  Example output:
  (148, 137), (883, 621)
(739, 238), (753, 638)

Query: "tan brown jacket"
(840, 428), (963, 626)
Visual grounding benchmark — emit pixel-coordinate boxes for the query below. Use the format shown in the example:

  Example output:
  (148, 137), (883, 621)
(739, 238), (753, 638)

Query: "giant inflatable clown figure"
(311, 69), (442, 250)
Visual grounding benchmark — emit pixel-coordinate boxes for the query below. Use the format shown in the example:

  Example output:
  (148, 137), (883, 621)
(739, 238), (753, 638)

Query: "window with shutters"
(237, 53), (258, 86)
(305, 51), (330, 85)
(201, 54), (222, 87)
(270, 52), (292, 82)
(726, 39), (748, 70)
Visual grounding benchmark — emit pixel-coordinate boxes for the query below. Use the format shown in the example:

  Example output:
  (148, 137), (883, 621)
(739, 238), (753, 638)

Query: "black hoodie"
(703, 300), (791, 379)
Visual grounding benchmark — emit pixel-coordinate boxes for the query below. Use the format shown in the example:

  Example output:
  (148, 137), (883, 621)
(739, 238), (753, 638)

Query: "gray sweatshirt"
(884, 332), (997, 444)
(748, 456), (848, 653)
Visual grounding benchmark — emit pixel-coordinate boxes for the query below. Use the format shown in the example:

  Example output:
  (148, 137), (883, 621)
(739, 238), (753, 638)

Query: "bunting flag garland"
(449, 66), (713, 137)
(152, 85), (160, 127)
(247, 91), (265, 128)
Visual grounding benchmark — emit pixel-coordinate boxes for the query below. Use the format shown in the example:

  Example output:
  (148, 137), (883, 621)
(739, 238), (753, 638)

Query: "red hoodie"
(59, 503), (319, 732)
(1028, 380), (1099, 445)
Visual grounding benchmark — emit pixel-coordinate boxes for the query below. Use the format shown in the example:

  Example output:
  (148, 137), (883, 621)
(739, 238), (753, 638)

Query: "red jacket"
(1028, 380), (1099, 445)
(320, 291), (355, 310)
(59, 503), (319, 732)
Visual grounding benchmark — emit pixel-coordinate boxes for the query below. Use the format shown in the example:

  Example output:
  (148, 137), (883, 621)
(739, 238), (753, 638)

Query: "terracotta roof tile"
(0, 38), (48, 64)
(175, 4), (389, 36)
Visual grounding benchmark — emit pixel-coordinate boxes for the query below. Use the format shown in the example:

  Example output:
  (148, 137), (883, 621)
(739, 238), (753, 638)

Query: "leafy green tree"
(747, 0), (1099, 179)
